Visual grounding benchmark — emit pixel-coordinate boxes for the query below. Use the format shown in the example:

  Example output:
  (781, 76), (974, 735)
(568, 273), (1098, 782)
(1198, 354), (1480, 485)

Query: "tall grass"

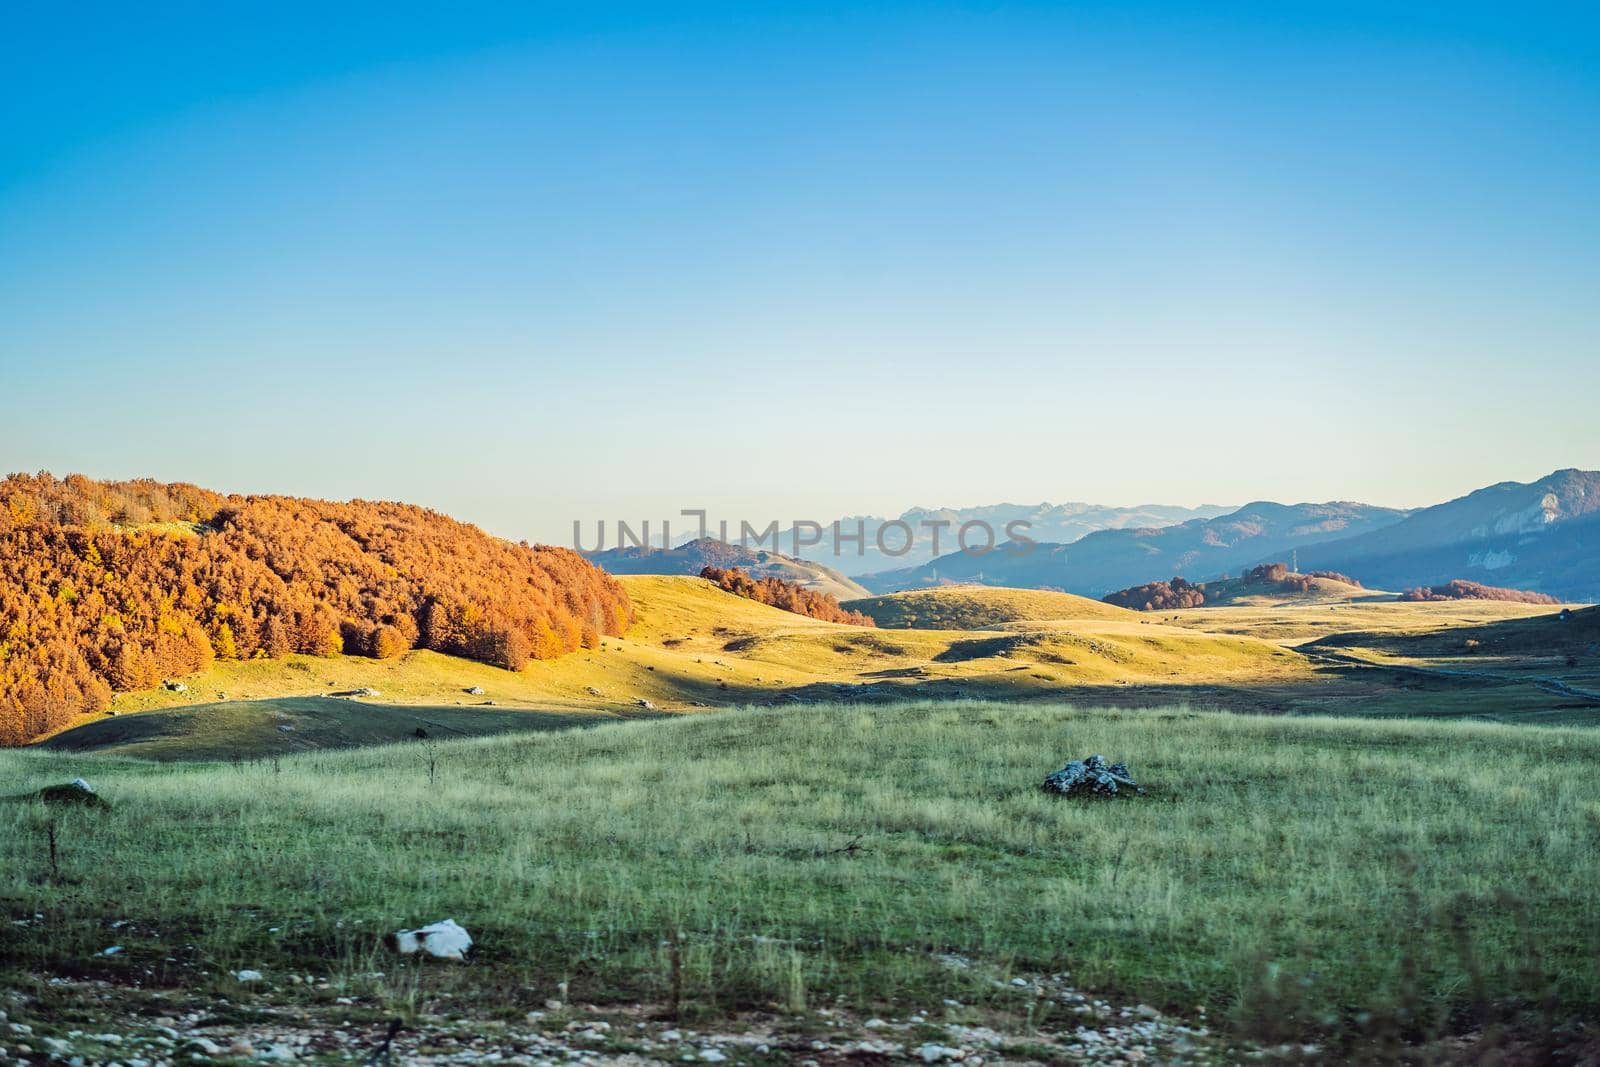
(3, 701), (1597, 1051)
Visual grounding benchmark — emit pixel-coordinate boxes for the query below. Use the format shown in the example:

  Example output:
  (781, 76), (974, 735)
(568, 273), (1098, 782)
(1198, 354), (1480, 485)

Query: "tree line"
(698, 566), (875, 626)
(1400, 580), (1559, 605)
(1, 473), (633, 745)
(1103, 563), (1365, 611)
(1101, 576), (1207, 611)
(1242, 563), (1362, 592)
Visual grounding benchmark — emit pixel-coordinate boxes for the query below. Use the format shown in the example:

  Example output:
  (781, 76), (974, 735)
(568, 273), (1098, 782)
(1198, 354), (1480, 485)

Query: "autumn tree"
(0, 472), (633, 745)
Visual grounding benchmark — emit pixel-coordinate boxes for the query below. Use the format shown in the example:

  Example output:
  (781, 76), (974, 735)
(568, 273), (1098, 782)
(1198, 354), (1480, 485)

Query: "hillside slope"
(1309, 469), (1600, 600)
(0, 473), (631, 745)
(586, 537), (867, 600)
(38, 575), (1341, 756)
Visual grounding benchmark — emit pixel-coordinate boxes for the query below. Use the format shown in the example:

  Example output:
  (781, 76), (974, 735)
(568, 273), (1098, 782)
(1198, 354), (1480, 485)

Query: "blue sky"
(2, 2), (1597, 544)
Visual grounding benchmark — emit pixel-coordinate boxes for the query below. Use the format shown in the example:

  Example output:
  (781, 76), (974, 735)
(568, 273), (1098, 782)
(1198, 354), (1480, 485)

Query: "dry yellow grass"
(54, 577), (1316, 739)
(47, 577), (1597, 755)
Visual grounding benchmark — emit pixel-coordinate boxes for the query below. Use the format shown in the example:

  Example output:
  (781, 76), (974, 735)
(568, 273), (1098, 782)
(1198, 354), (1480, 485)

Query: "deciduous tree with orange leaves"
(0, 473), (633, 745)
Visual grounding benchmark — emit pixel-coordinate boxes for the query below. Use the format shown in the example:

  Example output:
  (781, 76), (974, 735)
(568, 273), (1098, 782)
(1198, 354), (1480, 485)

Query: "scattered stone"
(1042, 754), (1144, 797)
(100, 946), (123, 956)
(163, 680), (188, 693)
(390, 919), (472, 960)
(636, 698), (656, 709)
(277, 725), (295, 732)
(465, 686), (484, 695)
(35, 779), (110, 808)
(235, 969), (264, 983)
(354, 687), (380, 698)
(916, 1043), (966, 1062)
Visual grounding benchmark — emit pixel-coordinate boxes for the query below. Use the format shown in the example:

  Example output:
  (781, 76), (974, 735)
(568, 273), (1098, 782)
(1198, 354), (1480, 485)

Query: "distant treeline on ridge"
(1102, 563), (1363, 611)
(699, 565), (875, 626)
(0, 473), (632, 745)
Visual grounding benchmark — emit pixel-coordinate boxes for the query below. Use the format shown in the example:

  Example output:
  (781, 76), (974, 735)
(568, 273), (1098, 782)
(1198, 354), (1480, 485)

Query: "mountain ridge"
(585, 536), (868, 600)
(861, 469), (1600, 602)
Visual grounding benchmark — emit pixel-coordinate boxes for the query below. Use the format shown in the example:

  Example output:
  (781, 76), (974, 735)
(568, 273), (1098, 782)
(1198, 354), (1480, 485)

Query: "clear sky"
(3, 1), (1597, 545)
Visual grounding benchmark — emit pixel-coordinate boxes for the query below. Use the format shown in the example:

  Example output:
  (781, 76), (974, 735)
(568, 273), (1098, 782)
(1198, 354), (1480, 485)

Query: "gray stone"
(1042, 754), (1144, 797)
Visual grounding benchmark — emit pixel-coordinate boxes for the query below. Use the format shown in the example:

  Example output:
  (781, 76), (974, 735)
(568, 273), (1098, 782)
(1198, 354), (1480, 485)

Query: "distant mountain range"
(782, 502), (1234, 575)
(584, 537), (868, 601)
(855, 470), (1600, 603)
(1309, 469), (1600, 599)
(858, 501), (1408, 595)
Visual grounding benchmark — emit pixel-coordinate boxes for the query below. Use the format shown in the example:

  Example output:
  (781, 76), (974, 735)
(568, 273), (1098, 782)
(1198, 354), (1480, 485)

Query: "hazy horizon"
(5, 3), (1597, 545)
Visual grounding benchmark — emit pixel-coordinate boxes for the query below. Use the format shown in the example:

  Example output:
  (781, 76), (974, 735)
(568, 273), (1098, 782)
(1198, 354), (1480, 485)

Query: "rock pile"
(1042, 755), (1143, 797)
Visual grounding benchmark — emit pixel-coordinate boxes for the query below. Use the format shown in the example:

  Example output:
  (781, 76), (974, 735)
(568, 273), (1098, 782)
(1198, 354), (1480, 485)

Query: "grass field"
(4, 702), (1598, 1060)
(38, 578), (1600, 761)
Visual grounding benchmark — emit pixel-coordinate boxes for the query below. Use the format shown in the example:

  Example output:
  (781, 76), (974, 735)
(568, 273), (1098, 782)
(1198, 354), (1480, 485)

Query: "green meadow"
(5, 701), (1597, 1058)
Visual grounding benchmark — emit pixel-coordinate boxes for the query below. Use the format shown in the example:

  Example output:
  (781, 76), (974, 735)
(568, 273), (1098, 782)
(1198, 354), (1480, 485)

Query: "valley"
(38, 574), (1600, 761)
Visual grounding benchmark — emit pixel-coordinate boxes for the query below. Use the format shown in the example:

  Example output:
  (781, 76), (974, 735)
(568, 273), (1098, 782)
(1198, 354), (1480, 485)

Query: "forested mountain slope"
(0, 473), (631, 744)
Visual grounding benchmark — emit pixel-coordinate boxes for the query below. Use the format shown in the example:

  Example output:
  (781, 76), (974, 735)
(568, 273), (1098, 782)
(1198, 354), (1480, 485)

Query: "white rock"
(100, 946), (123, 956)
(235, 970), (264, 983)
(391, 918), (472, 960)
(70, 778), (95, 794)
(916, 1045), (965, 1063)
(699, 1051), (727, 1062)
(863, 1019), (887, 1029)
(257, 1043), (296, 1061)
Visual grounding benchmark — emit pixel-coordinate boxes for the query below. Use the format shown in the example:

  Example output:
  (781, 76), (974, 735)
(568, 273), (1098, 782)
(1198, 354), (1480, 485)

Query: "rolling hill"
(0, 472), (632, 745)
(845, 586), (1138, 629)
(1305, 469), (1600, 601)
(585, 536), (867, 599)
(37, 574), (1353, 756)
(40, 568), (1598, 759)
(861, 500), (1408, 595)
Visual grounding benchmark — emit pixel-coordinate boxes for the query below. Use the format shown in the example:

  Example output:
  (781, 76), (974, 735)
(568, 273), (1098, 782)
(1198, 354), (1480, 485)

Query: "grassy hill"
(39, 574), (1600, 760)
(4, 702), (1597, 1059)
(845, 585), (1139, 628)
(1193, 573), (1379, 607)
(1303, 604), (1600, 678)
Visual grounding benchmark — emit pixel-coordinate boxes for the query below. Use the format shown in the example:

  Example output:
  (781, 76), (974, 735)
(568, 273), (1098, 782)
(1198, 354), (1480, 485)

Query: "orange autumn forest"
(0, 473), (631, 744)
